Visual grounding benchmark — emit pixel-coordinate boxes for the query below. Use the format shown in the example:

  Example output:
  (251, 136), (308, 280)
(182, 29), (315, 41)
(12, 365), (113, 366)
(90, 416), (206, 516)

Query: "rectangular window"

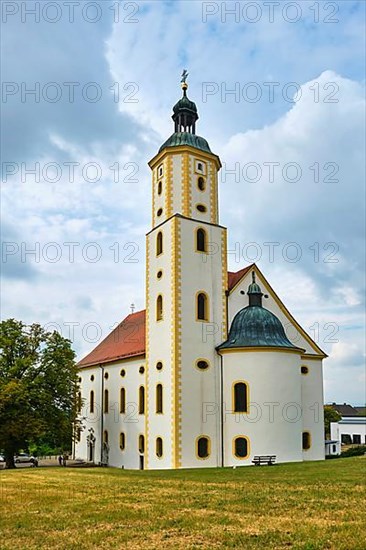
(353, 434), (361, 444)
(341, 434), (351, 445)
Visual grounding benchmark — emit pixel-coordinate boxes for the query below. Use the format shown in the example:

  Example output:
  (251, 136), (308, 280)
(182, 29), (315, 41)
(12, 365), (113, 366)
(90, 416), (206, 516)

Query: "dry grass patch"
(0, 457), (365, 549)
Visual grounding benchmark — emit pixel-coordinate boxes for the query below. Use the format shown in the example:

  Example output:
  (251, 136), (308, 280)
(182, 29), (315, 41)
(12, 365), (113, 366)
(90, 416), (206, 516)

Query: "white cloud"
(2, 2), (365, 404)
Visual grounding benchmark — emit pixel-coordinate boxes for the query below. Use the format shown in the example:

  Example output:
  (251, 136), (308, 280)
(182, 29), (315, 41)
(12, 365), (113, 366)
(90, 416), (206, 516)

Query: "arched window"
(156, 437), (163, 458)
(196, 228), (207, 252)
(156, 231), (163, 256)
(197, 292), (208, 321)
(120, 387), (126, 414)
(156, 295), (163, 321)
(139, 434), (145, 453)
(197, 176), (205, 191)
(103, 430), (108, 444)
(197, 436), (210, 459)
(104, 389), (109, 413)
(90, 390), (94, 413)
(119, 432), (125, 450)
(234, 436), (249, 459)
(302, 431), (311, 450)
(156, 384), (163, 413)
(233, 382), (248, 413)
(139, 386), (145, 414)
(77, 392), (82, 413)
(158, 181), (162, 195)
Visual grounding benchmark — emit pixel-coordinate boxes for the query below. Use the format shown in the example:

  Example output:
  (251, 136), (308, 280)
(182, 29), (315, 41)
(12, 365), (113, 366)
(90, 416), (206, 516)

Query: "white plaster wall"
(222, 350), (304, 466)
(146, 218), (175, 469)
(179, 217), (226, 468)
(301, 360), (325, 461)
(172, 154), (183, 214)
(330, 420), (366, 443)
(76, 357), (146, 469)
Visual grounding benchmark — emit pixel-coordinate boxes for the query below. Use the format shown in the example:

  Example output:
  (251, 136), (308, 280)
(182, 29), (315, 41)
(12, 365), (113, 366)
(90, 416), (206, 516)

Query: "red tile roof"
(228, 265), (253, 291)
(78, 310), (146, 368)
(78, 267), (254, 368)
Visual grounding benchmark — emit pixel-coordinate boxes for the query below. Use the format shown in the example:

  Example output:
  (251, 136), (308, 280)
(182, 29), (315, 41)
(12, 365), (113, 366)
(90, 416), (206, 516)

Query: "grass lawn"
(1, 457), (365, 549)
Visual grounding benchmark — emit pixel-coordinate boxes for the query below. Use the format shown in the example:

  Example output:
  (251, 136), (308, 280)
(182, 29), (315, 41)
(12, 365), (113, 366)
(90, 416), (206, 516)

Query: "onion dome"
(159, 71), (213, 155)
(218, 272), (303, 351)
(173, 90), (198, 116)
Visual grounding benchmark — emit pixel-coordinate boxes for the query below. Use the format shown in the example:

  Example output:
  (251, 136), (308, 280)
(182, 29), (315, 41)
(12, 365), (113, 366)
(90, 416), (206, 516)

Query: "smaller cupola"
(172, 70), (198, 134)
(217, 271), (304, 352)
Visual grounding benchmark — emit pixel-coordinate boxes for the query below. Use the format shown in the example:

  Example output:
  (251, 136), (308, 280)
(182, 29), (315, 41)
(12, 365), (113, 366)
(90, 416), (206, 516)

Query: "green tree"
(0, 319), (80, 468)
(324, 405), (341, 439)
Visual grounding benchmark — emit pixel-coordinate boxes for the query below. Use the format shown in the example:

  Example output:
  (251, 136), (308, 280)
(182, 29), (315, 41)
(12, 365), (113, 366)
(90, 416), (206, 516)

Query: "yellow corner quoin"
(171, 216), (182, 468)
(182, 152), (191, 218)
(166, 156), (173, 218)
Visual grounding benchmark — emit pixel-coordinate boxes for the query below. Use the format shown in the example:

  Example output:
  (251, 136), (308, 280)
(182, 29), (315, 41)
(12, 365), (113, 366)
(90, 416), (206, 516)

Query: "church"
(75, 77), (326, 469)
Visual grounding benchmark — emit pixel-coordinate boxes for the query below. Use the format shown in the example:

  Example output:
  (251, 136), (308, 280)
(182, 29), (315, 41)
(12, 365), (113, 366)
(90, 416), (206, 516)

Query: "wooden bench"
(252, 455), (276, 466)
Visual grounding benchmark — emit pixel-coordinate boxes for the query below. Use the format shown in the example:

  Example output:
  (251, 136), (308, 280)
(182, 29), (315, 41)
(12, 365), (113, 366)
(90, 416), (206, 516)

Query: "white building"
(325, 440), (341, 457)
(75, 80), (326, 469)
(330, 417), (366, 446)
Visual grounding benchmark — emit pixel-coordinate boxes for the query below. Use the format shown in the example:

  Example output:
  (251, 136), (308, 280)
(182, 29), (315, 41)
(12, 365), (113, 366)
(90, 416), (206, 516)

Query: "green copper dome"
(248, 281), (262, 294)
(173, 94), (197, 115)
(218, 305), (298, 350)
(218, 271), (301, 351)
(159, 132), (211, 154)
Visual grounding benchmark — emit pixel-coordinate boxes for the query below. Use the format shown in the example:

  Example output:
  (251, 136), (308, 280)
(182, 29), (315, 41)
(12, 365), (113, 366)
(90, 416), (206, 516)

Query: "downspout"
(99, 363), (104, 465)
(219, 290), (229, 468)
(219, 351), (224, 468)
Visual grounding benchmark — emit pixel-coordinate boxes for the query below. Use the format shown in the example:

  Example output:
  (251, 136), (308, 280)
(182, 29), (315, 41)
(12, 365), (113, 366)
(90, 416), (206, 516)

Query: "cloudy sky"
(1, 0), (365, 404)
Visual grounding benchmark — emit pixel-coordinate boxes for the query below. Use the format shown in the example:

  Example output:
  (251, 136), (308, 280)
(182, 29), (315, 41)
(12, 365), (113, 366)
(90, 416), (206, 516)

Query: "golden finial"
(181, 69), (189, 91)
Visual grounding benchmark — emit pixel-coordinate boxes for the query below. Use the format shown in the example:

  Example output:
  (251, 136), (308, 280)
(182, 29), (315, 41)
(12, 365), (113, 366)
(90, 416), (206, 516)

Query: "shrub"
(341, 445), (366, 457)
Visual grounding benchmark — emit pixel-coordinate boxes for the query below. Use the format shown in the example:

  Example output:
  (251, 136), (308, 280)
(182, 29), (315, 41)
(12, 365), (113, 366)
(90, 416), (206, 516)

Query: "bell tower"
(145, 72), (227, 469)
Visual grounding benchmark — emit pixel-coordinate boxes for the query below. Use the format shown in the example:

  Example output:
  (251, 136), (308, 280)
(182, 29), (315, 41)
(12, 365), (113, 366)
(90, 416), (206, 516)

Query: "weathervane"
(130, 303), (135, 314)
(181, 69), (189, 84)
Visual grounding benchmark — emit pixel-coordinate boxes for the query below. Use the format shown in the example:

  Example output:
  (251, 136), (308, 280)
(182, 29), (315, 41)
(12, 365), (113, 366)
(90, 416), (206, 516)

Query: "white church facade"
(75, 79), (326, 469)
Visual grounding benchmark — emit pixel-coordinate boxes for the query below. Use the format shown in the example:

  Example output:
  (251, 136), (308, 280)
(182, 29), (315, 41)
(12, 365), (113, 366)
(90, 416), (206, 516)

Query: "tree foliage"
(0, 319), (80, 468)
(324, 405), (342, 439)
